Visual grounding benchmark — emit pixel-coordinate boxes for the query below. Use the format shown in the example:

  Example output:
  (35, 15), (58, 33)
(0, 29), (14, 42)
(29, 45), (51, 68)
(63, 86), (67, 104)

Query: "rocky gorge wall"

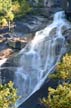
(29, 0), (71, 20)
(29, 0), (62, 17)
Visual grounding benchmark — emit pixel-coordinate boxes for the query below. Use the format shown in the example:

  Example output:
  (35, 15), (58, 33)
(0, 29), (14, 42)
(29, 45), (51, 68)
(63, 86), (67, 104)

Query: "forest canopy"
(0, 0), (32, 27)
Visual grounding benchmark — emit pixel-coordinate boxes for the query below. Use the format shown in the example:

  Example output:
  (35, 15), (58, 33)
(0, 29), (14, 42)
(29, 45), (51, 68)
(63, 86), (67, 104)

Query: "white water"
(0, 59), (7, 67)
(14, 11), (71, 107)
(0, 11), (70, 107)
(0, 58), (7, 84)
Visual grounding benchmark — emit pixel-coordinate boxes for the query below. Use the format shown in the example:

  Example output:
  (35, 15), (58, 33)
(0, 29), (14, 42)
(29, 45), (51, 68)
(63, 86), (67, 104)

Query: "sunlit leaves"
(0, 0), (32, 27)
(0, 81), (19, 108)
(41, 83), (71, 108)
(41, 54), (71, 108)
(0, 0), (14, 27)
(49, 54), (71, 82)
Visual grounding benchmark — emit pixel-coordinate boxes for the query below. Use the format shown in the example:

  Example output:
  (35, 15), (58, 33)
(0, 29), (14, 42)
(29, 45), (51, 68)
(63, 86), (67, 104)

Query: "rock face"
(7, 36), (33, 50)
(61, 0), (71, 13)
(29, 0), (61, 7)
(64, 29), (71, 43)
(0, 48), (14, 59)
(61, 0), (71, 21)
(0, 48), (16, 84)
(29, 0), (62, 17)
(29, 0), (71, 20)
(15, 15), (47, 34)
(63, 29), (71, 52)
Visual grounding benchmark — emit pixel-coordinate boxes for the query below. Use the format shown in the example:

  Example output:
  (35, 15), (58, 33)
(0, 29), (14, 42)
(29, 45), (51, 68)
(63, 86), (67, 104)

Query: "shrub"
(0, 0), (14, 29)
(0, 81), (18, 108)
(41, 54), (71, 108)
(41, 83), (71, 108)
(12, 0), (32, 18)
(12, 1), (21, 14)
(49, 54), (71, 83)
(0, 17), (8, 27)
(20, 0), (32, 15)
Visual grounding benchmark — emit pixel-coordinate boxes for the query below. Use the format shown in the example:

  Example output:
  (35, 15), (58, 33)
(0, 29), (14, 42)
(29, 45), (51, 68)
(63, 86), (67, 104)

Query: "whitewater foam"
(13, 11), (71, 107)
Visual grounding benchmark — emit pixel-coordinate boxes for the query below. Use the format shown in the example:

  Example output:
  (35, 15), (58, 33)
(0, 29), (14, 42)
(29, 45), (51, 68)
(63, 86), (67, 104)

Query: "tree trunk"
(9, 20), (11, 32)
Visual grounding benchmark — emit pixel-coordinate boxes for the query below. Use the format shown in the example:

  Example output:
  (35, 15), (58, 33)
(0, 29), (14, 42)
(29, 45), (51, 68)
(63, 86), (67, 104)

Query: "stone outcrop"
(63, 29), (71, 52)
(29, 0), (61, 8)
(29, 0), (62, 17)
(7, 36), (33, 50)
(63, 29), (71, 44)
(0, 48), (14, 60)
(29, 0), (71, 20)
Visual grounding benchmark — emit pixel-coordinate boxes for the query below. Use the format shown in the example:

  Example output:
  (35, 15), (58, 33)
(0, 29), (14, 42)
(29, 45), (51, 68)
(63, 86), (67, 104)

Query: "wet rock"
(7, 36), (33, 50)
(63, 29), (71, 52)
(3, 33), (10, 38)
(0, 48), (15, 84)
(62, 0), (71, 21)
(63, 29), (71, 44)
(19, 79), (58, 108)
(0, 27), (9, 34)
(8, 38), (27, 49)
(0, 48), (14, 60)
(15, 16), (47, 34)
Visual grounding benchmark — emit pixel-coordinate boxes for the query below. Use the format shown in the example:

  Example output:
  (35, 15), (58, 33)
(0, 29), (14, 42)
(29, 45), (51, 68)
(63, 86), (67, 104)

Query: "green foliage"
(12, 1), (21, 14)
(49, 54), (71, 82)
(12, 0), (32, 18)
(0, 81), (19, 108)
(41, 83), (71, 108)
(0, 0), (14, 27)
(2, 0), (12, 14)
(41, 53), (71, 108)
(20, 0), (32, 14)
(0, 0), (32, 27)
(6, 12), (14, 21)
(0, 17), (8, 27)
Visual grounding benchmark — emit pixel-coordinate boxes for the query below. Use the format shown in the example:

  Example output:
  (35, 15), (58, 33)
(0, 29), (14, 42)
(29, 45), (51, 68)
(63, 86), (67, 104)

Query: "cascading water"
(0, 11), (70, 107)
(14, 11), (71, 107)
(0, 59), (7, 67)
(0, 59), (8, 83)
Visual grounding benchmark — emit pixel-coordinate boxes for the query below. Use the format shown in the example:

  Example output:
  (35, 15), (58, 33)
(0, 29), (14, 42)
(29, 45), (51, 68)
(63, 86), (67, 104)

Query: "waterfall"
(0, 10), (70, 108)
(14, 11), (70, 107)
(0, 59), (7, 84)
(0, 11), (70, 107)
